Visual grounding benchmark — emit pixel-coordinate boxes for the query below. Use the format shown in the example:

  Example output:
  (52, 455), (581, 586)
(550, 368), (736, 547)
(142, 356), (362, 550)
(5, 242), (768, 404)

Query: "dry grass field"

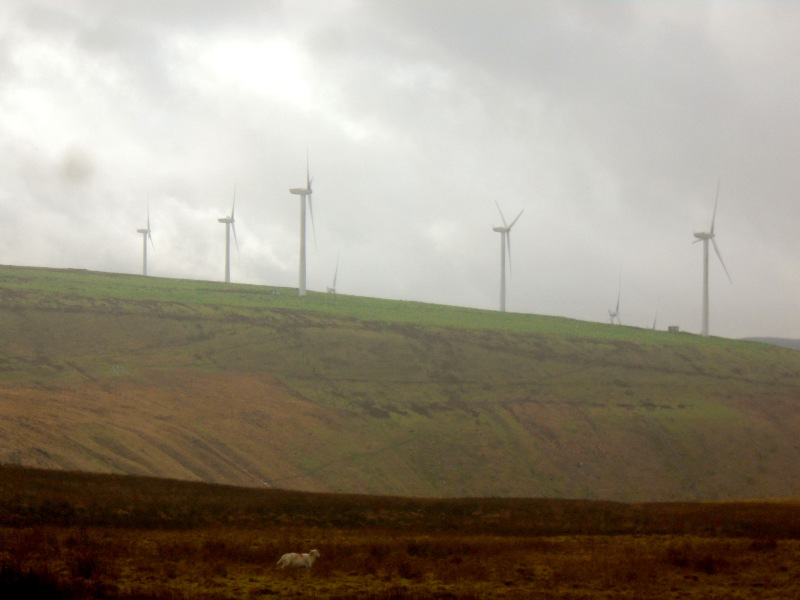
(4, 526), (800, 599)
(2, 466), (800, 599)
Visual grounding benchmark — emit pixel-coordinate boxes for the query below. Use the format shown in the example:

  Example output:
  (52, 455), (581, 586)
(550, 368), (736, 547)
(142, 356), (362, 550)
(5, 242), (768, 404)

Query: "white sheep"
(276, 549), (320, 569)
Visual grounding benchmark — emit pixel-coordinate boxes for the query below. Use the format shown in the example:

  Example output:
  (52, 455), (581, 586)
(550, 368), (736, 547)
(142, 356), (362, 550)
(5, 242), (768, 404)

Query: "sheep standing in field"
(277, 549), (320, 569)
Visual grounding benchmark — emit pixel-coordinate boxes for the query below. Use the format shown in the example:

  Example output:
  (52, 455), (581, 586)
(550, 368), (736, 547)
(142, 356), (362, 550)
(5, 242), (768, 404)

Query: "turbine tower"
(289, 153), (316, 297)
(492, 201), (523, 312)
(609, 279), (621, 325)
(218, 186), (239, 284)
(136, 205), (154, 276)
(693, 180), (732, 337)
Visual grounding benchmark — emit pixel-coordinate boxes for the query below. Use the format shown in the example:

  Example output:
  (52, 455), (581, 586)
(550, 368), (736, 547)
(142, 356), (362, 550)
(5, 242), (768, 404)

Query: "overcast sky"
(1, 1), (798, 339)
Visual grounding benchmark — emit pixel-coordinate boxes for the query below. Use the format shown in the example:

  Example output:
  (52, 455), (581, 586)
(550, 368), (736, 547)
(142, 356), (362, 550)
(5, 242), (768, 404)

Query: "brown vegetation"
(2, 466), (800, 598)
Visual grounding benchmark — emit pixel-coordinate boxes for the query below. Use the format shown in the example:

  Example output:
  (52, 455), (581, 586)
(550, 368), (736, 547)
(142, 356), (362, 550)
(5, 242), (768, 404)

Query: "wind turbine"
(693, 180), (732, 337)
(327, 253), (339, 294)
(289, 152), (316, 297)
(218, 186), (239, 283)
(609, 279), (621, 325)
(492, 202), (523, 313)
(136, 204), (154, 276)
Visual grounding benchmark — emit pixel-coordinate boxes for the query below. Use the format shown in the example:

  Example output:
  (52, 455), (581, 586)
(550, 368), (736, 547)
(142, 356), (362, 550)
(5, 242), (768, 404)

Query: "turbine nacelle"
(219, 186), (236, 227)
(289, 150), (313, 197)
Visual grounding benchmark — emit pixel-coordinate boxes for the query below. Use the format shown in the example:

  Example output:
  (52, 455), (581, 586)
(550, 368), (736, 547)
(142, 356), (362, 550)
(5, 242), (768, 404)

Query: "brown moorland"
(2, 466), (800, 599)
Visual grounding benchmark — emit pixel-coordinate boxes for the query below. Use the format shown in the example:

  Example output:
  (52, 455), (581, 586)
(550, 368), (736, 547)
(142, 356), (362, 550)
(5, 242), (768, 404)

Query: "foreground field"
(3, 526), (799, 599)
(2, 467), (800, 598)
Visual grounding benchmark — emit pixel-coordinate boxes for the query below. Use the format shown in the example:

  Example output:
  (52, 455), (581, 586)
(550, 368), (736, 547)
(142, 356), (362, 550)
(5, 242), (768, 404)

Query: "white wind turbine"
(136, 204), (154, 276)
(492, 201), (523, 313)
(608, 279), (621, 325)
(289, 153), (316, 297)
(327, 253), (339, 294)
(218, 186), (239, 283)
(693, 180), (731, 337)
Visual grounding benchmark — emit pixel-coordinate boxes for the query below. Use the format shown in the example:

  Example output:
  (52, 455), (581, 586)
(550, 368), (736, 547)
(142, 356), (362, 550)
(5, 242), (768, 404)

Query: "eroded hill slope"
(1, 265), (800, 501)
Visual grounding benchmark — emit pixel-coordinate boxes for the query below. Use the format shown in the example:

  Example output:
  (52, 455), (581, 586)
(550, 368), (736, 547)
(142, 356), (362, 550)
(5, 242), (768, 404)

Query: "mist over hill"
(2, 265), (800, 501)
(743, 338), (800, 352)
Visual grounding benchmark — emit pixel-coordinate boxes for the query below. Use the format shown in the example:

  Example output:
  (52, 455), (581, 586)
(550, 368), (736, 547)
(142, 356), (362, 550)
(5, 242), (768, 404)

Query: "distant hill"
(1, 264), (800, 502)
(743, 337), (800, 351)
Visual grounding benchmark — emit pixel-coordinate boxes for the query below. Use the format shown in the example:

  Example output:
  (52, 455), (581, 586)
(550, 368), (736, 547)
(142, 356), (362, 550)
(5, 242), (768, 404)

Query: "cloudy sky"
(1, 1), (798, 339)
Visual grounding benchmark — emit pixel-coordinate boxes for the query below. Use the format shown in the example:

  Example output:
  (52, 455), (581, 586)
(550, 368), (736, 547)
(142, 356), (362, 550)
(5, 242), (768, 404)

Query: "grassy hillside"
(1, 265), (800, 501)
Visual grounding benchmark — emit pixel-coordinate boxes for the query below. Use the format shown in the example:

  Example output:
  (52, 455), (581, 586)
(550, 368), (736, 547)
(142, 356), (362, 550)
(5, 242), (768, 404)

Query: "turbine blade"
(306, 148), (310, 190)
(232, 222), (240, 257)
(494, 201), (508, 228)
(711, 238), (732, 283)
(710, 178), (720, 234)
(506, 232), (512, 274)
(231, 184), (237, 219)
(508, 209), (524, 229)
(333, 253), (339, 288)
(308, 196), (317, 251)
(652, 299), (660, 330)
(148, 231), (154, 248)
(616, 280), (621, 313)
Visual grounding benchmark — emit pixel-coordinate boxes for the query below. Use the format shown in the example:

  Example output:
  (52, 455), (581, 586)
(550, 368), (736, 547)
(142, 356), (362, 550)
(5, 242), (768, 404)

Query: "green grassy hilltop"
(1, 265), (799, 501)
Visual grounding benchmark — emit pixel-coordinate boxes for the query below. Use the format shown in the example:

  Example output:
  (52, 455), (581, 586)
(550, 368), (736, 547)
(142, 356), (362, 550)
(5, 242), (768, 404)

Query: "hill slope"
(1, 265), (800, 501)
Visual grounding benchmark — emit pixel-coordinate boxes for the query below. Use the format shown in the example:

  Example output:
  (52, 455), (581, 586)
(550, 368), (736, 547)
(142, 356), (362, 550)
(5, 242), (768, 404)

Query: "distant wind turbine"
(492, 202), (523, 313)
(289, 152), (316, 297)
(218, 186), (239, 284)
(609, 279), (621, 325)
(136, 204), (154, 276)
(693, 180), (732, 337)
(327, 253), (339, 294)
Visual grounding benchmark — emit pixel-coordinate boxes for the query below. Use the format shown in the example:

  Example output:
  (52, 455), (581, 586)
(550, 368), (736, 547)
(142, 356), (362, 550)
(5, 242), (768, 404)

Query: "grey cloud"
(0, 1), (798, 338)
